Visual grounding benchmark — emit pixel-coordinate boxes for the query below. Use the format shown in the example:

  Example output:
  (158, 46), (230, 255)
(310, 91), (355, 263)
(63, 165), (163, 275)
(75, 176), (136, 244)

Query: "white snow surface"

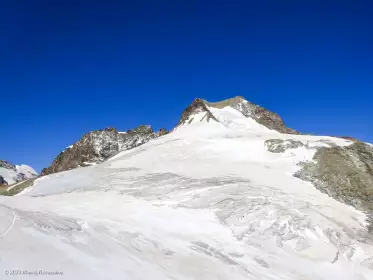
(15, 165), (37, 178)
(207, 105), (274, 132)
(1, 106), (372, 280)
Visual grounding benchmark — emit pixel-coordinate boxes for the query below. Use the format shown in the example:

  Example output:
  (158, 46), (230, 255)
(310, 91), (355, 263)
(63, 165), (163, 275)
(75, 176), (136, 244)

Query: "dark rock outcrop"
(0, 160), (16, 171)
(178, 98), (218, 125)
(0, 175), (8, 185)
(265, 139), (305, 153)
(41, 125), (168, 176)
(294, 142), (373, 230)
(336, 136), (360, 142)
(249, 105), (298, 134)
(156, 128), (169, 137)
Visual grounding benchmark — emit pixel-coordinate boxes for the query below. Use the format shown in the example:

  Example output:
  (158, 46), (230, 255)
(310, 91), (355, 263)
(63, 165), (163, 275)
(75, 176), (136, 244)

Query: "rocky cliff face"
(41, 125), (168, 176)
(0, 160), (37, 185)
(294, 142), (373, 226)
(178, 96), (298, 134)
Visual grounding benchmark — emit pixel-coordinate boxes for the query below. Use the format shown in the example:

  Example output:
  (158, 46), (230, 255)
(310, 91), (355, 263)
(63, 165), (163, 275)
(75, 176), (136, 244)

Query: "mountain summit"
(178, 96), (298, 134)
(0, 160), (37, 185)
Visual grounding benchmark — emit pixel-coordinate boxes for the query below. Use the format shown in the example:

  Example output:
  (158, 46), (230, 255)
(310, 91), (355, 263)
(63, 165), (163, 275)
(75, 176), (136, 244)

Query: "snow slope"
(0, 105), (372, 280)
(0, 167), (19, 185)
(15, 165), (37, 179)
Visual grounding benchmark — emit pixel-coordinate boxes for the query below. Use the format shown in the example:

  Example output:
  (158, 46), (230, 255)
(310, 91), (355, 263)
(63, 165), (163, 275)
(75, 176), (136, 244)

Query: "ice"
(0, 106), (372, 279)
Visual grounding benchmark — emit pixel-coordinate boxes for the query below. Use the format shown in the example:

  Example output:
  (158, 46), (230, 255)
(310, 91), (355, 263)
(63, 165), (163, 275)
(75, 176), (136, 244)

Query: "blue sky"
(1, 0), (372, 172)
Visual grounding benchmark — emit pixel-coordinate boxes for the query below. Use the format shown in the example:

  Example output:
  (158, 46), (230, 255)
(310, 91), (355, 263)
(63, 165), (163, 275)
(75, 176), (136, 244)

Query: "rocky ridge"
(45, 95), (301, 176)
(41, 125), (168, 176)
(0, 160), (16, 171)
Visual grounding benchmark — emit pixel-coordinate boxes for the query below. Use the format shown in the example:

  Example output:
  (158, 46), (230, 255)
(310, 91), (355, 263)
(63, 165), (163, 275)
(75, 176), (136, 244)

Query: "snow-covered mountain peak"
(16, 165), (38, 178)
(0, 160), (37, 185)
(2, 97), (373, 279)
(177, 96), (298, 134)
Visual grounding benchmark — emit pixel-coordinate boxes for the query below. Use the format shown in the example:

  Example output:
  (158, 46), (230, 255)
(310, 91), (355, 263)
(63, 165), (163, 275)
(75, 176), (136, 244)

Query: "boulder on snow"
(0, 175), (8, 186)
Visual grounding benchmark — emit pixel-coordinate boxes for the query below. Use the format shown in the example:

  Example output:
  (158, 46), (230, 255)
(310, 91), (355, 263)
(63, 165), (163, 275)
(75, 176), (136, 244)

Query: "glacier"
(0, 104), (372, 280)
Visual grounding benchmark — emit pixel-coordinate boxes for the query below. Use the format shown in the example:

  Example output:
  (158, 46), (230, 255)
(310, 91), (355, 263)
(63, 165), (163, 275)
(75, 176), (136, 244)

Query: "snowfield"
(1, 106), (372, 280)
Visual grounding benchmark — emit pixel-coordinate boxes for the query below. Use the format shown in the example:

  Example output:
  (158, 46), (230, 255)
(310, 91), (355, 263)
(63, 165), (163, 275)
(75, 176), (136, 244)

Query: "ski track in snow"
(0, 106), (372, 280)
(0, 206), (16, 238)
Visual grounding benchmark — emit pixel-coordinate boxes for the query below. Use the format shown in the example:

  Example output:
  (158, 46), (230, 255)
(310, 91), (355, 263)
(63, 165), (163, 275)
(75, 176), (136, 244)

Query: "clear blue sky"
(1, 1), (372, 172)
